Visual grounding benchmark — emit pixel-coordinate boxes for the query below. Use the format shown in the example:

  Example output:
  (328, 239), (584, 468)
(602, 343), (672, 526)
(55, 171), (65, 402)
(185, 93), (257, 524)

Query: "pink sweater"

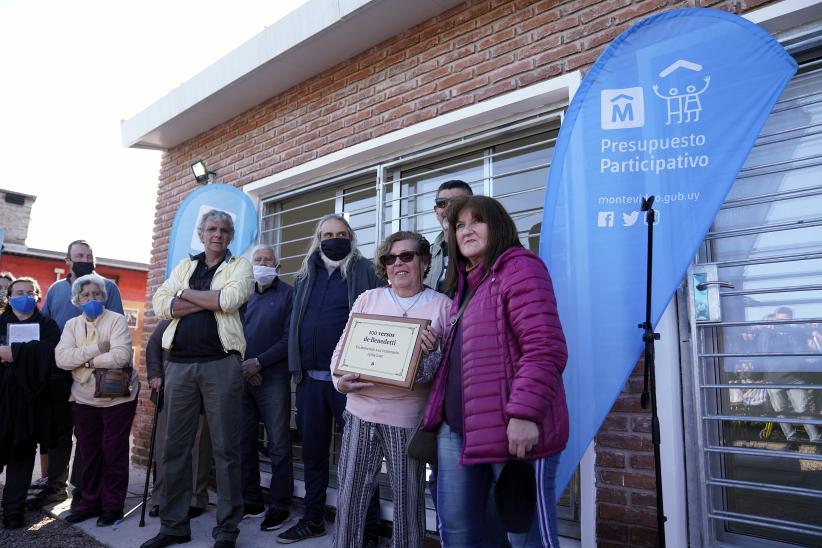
(331, 287), (451, 428)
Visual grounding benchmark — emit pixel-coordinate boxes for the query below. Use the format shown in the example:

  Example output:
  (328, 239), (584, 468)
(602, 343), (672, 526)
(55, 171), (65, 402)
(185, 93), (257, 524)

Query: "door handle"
(696, 280), (734, 291)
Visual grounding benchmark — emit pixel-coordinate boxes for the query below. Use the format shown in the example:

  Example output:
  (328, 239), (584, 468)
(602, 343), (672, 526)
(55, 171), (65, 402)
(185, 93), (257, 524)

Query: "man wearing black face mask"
(41, 240), (124, 331)
(279, 214), (384, 546)
(30, 240), (124, 512)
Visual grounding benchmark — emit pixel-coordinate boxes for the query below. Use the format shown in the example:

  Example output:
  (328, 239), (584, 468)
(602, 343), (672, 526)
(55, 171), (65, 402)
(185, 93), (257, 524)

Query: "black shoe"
(70, 493), (84, 511)
(149, 505), (160, 517)
(96, 511), (123, 527)
(364, 532), (380, 548)
(29, 476), (49, 491)
(277, 519), (325, 543)
(261, 509), (289, 531)
(64, 509), (101, 524)
(188, 506), (205, 519)
(27, 488), (68, 509)
(3, 514), (24, 529)
(140, 533), (192, 548)
(243, 502), (265, 518)
(213, 541), (235, 548)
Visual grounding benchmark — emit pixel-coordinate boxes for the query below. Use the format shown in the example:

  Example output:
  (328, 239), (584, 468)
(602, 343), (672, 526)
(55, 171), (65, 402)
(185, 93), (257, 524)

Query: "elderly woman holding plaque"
(330, 231), (450, 548)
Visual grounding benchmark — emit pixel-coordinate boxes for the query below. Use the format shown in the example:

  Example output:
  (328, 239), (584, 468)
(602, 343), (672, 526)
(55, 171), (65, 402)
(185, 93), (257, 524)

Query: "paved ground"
(3, 464), (581, 547)
(1, 465), (339, 548)
(0, 484), (105, 548)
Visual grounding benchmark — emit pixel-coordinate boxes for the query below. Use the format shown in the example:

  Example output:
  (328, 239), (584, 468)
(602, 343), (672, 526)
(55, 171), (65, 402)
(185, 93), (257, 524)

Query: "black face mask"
(320, 238), (352, 261)
(72, 261), (94, 278)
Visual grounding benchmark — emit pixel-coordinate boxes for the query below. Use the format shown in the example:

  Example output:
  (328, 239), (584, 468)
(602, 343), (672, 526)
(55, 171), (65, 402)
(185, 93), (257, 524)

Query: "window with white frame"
(257, 119), (581, 537)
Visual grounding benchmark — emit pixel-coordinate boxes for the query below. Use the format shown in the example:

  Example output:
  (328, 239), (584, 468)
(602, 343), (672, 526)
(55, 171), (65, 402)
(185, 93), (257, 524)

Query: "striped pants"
(334, 411), (426, 548)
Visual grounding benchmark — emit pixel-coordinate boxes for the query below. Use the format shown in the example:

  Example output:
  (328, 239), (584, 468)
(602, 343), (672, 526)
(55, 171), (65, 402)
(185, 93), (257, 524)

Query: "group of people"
(141, 180), (569, 548)
(732, 306), (822, 445)
(0, 241), (137, 530)
(1, 179), (571, 548)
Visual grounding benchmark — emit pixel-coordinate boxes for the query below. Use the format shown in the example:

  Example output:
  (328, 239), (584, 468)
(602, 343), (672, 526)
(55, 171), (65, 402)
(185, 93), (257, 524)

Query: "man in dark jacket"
(278, 214), (383, 546)
(239, 245), (293, 532)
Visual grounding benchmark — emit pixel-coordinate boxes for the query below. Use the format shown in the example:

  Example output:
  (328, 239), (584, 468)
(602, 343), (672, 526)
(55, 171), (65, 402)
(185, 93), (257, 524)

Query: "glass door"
(685, 64), (822, 546)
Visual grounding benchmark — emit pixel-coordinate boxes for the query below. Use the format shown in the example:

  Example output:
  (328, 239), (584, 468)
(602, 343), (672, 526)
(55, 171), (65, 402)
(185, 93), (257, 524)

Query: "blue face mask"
(8, 295), (37, 314)
(80, 300), (104, 319)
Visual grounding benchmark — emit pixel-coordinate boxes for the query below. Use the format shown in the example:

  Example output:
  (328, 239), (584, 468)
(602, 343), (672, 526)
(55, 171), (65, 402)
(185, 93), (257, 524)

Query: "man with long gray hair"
(278, 214), (382, 546)
(143, 209), (254, 548)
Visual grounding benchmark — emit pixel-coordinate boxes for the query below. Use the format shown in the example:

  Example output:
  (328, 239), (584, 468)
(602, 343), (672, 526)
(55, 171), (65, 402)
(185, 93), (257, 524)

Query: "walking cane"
(139, 385), (163, 527)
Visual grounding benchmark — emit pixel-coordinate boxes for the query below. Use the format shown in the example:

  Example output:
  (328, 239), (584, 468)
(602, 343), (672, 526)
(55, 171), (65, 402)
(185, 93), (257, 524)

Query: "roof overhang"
(121, 0), (464, 151)
(2, 243), (150, 272)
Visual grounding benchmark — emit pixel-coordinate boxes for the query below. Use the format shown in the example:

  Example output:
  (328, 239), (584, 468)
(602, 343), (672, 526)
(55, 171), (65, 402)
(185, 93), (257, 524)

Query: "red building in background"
(0, 187), (149, 358)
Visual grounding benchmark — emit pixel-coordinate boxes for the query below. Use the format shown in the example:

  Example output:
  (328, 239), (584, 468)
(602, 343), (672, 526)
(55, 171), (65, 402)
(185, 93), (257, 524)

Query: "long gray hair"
(295, 214), (361, 280)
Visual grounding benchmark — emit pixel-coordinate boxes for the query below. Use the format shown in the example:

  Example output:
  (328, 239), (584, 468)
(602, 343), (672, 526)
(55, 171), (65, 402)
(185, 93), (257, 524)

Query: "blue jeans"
(241, 368), (293, 511)
(436, 422), (561, 548)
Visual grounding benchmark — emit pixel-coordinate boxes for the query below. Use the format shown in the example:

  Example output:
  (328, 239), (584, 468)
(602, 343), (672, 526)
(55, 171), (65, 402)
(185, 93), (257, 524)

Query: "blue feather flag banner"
(165, 184), (258, 277)
(539, 8), (796, 498)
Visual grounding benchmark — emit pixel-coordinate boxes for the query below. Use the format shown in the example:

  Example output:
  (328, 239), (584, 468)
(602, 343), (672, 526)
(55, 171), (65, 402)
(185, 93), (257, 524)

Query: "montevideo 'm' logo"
(600, 87), (645, 130)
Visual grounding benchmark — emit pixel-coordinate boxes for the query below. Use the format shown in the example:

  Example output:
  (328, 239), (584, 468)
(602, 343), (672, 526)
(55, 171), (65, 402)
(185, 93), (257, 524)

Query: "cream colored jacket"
(152, 252), (254, 356)
(55, 309), (138, 407)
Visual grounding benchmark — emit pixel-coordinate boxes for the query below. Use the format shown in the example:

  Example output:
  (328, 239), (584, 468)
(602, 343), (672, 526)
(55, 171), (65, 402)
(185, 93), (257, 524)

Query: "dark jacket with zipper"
(287, 252), (383, 384)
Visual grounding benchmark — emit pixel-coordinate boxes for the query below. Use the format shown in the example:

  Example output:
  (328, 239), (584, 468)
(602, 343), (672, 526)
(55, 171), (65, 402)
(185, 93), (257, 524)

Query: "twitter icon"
(622, 211), (639, 226)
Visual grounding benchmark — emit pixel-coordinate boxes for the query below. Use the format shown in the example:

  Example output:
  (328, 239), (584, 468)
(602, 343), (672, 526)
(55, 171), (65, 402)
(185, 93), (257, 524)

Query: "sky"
(0, 0), (308, 264)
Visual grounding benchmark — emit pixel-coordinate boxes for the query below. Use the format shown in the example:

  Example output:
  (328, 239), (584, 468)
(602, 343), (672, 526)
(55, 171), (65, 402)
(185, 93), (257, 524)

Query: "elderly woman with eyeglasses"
(0, 276), (66, 529)
(329, 231), (451, 548)
(55, 274), (138, 527)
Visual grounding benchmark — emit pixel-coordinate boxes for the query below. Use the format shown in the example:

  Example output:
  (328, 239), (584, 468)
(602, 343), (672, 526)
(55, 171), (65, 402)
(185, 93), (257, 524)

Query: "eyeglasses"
(434, 198), (453, 209)
(379, 251), (420, 266)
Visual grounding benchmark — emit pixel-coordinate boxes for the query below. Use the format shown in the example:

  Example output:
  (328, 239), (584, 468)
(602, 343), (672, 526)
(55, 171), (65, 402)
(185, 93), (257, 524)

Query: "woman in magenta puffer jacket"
(422, 196), (568, 547)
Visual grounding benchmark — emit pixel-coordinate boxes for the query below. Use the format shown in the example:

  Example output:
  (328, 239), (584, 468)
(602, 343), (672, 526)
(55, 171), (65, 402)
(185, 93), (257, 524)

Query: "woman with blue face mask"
(0, 277), (66, 529)
(55, 274), (138, 527)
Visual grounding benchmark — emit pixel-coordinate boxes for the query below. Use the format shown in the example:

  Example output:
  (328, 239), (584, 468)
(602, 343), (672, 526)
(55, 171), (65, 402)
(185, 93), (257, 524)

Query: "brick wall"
(0, 191), (35, 245)
(595, 363), (660, 547)
(136, 0), (781, 543)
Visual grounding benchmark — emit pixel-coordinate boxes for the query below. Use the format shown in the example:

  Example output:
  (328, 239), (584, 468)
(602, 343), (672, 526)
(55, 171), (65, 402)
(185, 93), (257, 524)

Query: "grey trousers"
(151, 409), (212, 509)
(159, 355), (243, 542)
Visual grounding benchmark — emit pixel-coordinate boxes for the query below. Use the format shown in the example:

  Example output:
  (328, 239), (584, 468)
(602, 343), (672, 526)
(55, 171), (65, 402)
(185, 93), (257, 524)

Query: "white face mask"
(253, 265), (279, 286)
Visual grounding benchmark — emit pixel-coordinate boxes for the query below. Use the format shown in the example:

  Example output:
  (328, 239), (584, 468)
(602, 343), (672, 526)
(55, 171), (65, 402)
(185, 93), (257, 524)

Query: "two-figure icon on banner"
(597, 210), (660, 228)
(600, 59), (711, 129)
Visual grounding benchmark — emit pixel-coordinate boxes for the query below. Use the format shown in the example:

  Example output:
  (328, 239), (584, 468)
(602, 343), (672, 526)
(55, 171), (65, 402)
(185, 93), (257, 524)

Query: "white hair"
(197, 209), (235, 240)
(70, 274), (107, 307)
(295, 214), (360, 280)
(251, 244), (278, 261)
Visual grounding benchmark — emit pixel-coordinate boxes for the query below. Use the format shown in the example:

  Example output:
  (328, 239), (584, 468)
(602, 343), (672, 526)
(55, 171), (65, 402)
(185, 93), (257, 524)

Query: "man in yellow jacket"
(142, 209), (254, 548)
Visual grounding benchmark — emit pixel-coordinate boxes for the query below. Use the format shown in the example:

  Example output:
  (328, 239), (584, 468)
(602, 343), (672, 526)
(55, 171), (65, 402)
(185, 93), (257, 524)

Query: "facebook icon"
(601, 87), (645, 129)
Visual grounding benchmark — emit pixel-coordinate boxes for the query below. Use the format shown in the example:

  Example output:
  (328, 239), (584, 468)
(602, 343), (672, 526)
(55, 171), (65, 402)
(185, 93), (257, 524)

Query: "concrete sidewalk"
(15, 462), (581, 547)
(41, 463), (339, 548)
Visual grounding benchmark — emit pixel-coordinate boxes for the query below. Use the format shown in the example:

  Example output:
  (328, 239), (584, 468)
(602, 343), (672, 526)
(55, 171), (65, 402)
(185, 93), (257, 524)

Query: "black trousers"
(295, 375), (380, 530)
(47, 423), (77, 493)
(2, 441), (37, 517)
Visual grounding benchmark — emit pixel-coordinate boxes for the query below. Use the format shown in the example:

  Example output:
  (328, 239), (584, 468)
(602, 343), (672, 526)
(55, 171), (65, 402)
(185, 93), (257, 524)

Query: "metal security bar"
(254, 116), (582, 537)
(685, 62), (822, 547)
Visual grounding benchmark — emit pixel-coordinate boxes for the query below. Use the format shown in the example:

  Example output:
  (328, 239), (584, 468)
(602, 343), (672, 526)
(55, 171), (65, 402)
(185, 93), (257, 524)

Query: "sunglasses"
(434, 197), (453, 209)
(379, 251), (420, 266)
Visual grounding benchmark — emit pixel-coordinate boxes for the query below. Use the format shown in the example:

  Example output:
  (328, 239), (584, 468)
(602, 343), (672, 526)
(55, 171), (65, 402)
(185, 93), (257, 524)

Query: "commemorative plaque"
(334, 313), (430, 390)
